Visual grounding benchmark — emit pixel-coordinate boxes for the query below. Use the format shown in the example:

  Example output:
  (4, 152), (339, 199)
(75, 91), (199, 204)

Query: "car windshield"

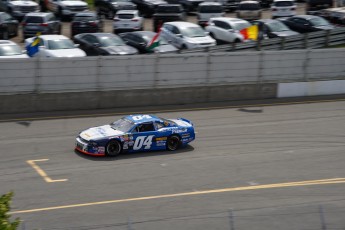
(309, 17), (330, 26)
(74, 15), (96, 21)
(110, 118), (134, 133)
(25, 16), (44, 23)
(273, 1), (294, 6)
(47, 39), (75, 50)
(199, 5), (223, 13)
(232, 21), (251, 31)
(268, 21), (290, 32)
(142, 35), (168, 45)
(238, 3), (260, 10)
(181, 26), (206, 37)
(0, 45), (22, 56)
(99, 36), (125, 47)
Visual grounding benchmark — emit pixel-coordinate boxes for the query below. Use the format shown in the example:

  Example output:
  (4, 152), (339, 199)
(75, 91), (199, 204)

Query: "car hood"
(154, 44), (178, 53)
(44, 48), (86, 57)
(10, 0), (38, 6)
(0, 54), (29, 58)
(101, 45), (138, 55)
(272, 30), (299, 37)
(80, 125), (125, 141)
(61, 1), (87, 6)
(186, 36), (215, 43)
(314, 25), (334, 30)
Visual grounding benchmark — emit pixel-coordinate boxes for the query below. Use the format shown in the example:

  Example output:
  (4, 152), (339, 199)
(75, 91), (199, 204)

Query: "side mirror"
(75, 44), (81, 48)
(139, 42), (146, 46)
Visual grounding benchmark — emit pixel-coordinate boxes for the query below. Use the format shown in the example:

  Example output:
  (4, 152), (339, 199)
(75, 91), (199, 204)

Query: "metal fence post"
(229, 209), (235, 230)
(319, 205), (327, 230)
(303, 49), (311, 81)
(34, 57), (41, 93)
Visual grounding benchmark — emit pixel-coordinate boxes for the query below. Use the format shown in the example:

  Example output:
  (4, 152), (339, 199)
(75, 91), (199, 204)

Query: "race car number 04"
(133, 135), (154, 150)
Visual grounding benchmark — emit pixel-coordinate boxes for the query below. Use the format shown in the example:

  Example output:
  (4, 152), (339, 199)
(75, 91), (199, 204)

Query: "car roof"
(239, 0), (260, 4)
(38, 35), (69, 40)
(210, 17), (248, 23)
(273, 0), (294, 2)
(0, 40), (17, 46)
(74, 11), (97, 16)
(292, 15), (319, 20)
(131, 31), (156, 37)
(199, 2), (222, 6)
(25, 12), (53, 17)
(165, 21), (200, 28)
(87, 32), (116, 37)
(124, 115), (162, 124)
(255, 18), (280, 23)
(116, 10), (138, 14)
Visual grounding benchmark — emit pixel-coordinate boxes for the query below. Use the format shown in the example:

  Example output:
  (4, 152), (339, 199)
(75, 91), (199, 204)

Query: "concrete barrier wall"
(1, 48), (345, 94)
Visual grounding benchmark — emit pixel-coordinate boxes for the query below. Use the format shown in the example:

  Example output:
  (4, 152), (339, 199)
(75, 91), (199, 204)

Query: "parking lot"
(10, 3), (307, 46)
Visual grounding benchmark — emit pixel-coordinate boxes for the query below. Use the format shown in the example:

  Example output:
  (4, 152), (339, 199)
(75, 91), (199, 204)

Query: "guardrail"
(178, 27), (345, 54)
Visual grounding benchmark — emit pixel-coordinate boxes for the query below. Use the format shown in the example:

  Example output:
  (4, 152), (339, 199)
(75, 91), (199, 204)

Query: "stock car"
(75, 114), (195, 156)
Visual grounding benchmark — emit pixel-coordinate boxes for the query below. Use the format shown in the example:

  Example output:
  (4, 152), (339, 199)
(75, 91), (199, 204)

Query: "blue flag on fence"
(26, 35), (41, 57)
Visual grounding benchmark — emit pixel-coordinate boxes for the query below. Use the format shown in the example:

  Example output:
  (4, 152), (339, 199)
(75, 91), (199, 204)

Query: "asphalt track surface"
(1, 99), (345, 230)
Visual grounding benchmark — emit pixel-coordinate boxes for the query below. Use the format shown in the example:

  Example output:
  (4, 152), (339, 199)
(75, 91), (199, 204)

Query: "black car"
(71, 12), (104, 37)
(119, 31), (178, 53)
(278, 15), (334, 33)
(132, 0), (167, 18)
(22, 12), (61, 39)
(252, 19), (299, 39)
(0, 12), (18, 39)
(73, 32), (138, 55)
(95, 0), (137, 19)
(152, 4), (186, 32)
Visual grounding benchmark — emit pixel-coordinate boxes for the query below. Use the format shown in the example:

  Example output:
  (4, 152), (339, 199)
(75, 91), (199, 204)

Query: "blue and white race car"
(75, 114), (195, 156)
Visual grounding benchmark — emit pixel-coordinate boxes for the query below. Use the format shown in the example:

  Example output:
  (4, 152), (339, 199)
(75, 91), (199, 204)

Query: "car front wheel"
(106, 140), (122, 156)
(166, 135), (181, 151)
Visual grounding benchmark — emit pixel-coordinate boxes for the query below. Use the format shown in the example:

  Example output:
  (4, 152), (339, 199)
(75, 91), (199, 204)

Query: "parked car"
(152, 4), (186, 32)
(221, 0), (241, 12)
(74, 32), (138, 55)
(178, 0), (204, 13)
(305, 0), (333, 15)
(71, 12), (103, 37)
(278, 15), (335, 33)
(132, 0), (167, 18)
(252, 19), (299, 39)
(0, 12), (18, 39)
(22, 12), (61, 39)
(160, 21), (216, 49)
(271, 0), (296, 19)
(94, 0), (137, 19)
(0, 0), (39, 21)
(113, 10), (144, 33)
(25, 34), (86, 57)
(45, 0), (88, 20)
(205, 17), (251, 43)
(119, 31), (178, 53)
(0, 40), (28, 58)
(236, 0), (262, 21)
(197, 2), (224, 27)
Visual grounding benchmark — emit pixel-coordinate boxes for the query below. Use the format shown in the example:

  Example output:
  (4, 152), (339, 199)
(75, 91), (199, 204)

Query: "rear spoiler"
(178, 117), (194, 126)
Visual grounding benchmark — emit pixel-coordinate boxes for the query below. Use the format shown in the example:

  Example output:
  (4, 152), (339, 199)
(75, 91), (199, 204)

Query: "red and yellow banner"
(240, 25), (259, 40)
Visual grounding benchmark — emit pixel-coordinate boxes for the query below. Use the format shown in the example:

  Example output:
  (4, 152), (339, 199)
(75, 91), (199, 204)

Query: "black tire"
(2, 30), (9, 40)
(181, 44), (187, 49)
(106, 140), (122, 156)
(166, 135), (181, 151)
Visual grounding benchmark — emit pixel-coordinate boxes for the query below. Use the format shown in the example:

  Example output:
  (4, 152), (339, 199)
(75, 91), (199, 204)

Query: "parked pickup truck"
(152, 4), (186, 32)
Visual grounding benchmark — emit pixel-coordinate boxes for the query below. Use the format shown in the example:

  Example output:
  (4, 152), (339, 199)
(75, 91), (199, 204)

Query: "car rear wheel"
(166, 135), (181, 151)
(106, 140), (122, 156)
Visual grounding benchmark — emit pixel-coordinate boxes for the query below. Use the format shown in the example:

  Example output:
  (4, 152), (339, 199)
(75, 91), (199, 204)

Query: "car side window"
(83, 35), (98, 44)
(171, 26), (180, 34)
(155, 122), (164, 130)
(164, 24), (173, 32)
(214, 21), (231, 29)
(135, 123), (155, 132)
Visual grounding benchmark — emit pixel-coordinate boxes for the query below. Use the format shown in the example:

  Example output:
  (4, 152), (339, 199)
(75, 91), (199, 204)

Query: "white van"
(197, 2), (225, 27)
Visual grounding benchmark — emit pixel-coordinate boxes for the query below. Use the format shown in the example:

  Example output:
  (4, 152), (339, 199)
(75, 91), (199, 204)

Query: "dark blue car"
(75, 114), (195, 156)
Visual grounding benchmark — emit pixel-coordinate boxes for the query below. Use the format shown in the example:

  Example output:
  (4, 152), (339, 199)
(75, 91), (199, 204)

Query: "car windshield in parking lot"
(25, 16), (44, 23)
(117, 14), (135, 19)
(48, 39), (75, 50)
(74, 16), (96, 21)
(99, 36), (126, 47)
(110, 118), (134, 133)
(199, 6), (223, 13)
(181, 27), (206, 37)
(274, 1), (294, 6)
(309, 17), (330, 26)
(238, 3), (260, 10)
(0, 45), (22, 56)
(268, 21), (290, 32)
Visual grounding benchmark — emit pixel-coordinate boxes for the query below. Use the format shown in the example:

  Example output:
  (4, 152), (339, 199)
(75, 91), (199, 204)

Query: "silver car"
(113, 10), (144, 34)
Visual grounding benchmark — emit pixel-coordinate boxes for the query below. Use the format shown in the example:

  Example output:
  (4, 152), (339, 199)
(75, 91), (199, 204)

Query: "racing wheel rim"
(106, 140), (121, 156)
(167, 135), (180, 151)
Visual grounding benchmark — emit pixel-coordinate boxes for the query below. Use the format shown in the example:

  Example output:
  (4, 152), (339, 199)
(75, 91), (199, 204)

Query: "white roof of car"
(273, 0), (294, 2)
(37, 35), (69, 40)
(199, 2), (222, 6)
(165, 21), (201, 28)
(0, 40), (18, 46)
(116, 10), (138, 14)
(239, 0), (260, 3)
(25, 12), (52, 16)
(210, 17), (249, 23)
